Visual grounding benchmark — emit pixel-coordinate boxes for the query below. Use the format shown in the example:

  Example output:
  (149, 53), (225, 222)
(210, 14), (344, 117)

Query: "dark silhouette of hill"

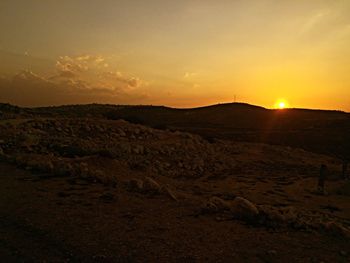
(1, 102), (349, 158)
(103, 103), (350, 158)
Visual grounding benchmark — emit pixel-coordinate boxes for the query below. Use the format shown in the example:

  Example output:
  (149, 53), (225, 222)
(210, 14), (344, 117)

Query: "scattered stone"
(339, 250), (347, 257)
(100, 192), (115, 202)
(161, 186), (178, 201)
(267, 250), (277, 256)
(90, 170), (113, 184)
(231, 197), (259, 221)
(53, 162), (73, 177)
(79, 162), (90, 178)
(132, 145), (144, 155)
(202, 197), (231, 214)
(128, 178), (144, 192)
(143, 177), (161, 194)
(119, 130), (126, 137)
(38, 160), (54, 173)
(322, 222), (350, 239)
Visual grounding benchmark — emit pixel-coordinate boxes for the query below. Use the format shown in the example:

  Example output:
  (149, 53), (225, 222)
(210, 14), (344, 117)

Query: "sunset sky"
(0, 0), (349, 111)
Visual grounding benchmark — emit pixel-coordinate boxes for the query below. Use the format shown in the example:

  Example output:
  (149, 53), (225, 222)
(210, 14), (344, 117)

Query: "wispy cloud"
(299, 10), (330, 35)
(183, 72), (197, 79)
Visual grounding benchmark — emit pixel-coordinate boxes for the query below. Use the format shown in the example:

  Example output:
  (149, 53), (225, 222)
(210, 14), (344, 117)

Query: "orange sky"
(0, 0), (349, 111)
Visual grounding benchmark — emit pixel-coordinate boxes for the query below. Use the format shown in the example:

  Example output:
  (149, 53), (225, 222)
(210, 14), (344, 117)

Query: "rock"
(323, 222), (350, 239)
(258, 205), (287, 224)
(118, 129), (126, 137)
(143, 177), (161, 193)
(267, 250), (277, 256)
(231, 197), (259, 220)
(210, 197), (231, 211)
(37, 160), (54, 173)
(132, 145), (144, 155)
(202, 197), (231, 214)
(53, 162), (73, 177)
(17, 157), (54, 174)
(100, 192), (115, 202)
(79, 162), (89, 178)
(120, 143), (131, 154)
(90, 170), (107, 182)
(339, 250), (347, 257)
(15, 156), (26, 167)
(161, 186), (178, 201)
(84, 125), (91, 132)
(128, 178), (144, 192)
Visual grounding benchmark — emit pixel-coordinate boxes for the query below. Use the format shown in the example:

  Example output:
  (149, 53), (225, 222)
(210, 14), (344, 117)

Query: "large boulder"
(231, 197), (259, 220)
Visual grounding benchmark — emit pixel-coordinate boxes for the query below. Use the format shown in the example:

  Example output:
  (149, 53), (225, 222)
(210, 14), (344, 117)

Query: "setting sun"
(275, 100), (289, 109)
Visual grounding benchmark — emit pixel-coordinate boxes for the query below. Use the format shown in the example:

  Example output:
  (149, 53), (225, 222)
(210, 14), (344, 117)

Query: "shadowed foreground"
(0, 109), (349, 262)
(0, 161), (349, 262)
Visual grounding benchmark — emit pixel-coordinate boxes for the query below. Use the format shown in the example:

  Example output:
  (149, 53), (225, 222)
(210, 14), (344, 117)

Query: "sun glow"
(275, 99), (289, 109)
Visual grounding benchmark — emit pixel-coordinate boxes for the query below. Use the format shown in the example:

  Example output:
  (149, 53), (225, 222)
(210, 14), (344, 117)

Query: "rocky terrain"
(0, 106), (350, 262)
(2, 102), (349, 157)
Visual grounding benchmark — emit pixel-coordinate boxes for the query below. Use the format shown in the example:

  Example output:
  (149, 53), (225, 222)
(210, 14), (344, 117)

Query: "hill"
(2, 102), (348, 157)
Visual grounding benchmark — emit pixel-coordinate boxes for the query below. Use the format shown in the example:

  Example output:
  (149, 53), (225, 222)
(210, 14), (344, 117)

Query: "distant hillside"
(1, 102), (349, 158)
(102, 103), (350, 157)
(105, 103), (348, 129)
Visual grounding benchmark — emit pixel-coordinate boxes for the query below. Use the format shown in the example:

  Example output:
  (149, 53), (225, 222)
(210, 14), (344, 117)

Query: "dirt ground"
(0, 161), (349, 263)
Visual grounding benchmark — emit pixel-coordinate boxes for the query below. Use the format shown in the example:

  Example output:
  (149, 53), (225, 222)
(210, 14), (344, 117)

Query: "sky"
(0, 0), (349, 111)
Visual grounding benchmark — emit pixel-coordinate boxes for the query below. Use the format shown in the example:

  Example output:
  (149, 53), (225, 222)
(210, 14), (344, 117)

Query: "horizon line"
(1, 101), (348, 114)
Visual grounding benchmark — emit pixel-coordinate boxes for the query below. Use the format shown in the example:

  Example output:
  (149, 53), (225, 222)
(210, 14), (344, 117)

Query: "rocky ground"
(0, 116), (349, 262)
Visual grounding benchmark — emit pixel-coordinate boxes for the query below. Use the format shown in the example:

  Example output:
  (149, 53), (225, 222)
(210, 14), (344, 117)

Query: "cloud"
(298, 7), (350, 42)
(102, 71), (142, 89)
(0, 53), (148, 106)
(55, 56), (89, 73)
(184, 72), (197, 78)
(56, 69), (77, 79)
(52, 55), (142, 89)
(0, 70), (146, 107)
(13, 70), (48, 83)
(300, 11), (329, 35)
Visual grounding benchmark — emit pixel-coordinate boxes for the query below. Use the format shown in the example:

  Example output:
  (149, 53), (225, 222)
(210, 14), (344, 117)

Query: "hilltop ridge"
(1, 102), (349, 157)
